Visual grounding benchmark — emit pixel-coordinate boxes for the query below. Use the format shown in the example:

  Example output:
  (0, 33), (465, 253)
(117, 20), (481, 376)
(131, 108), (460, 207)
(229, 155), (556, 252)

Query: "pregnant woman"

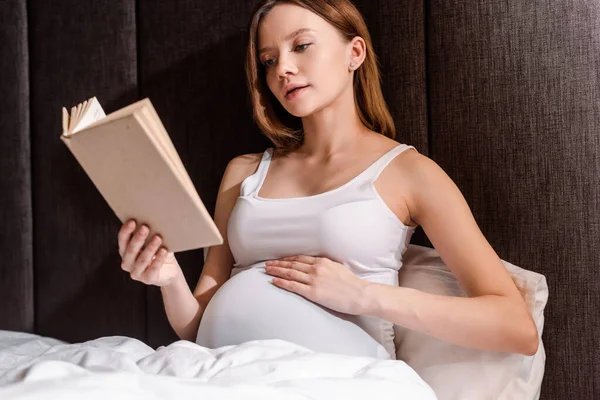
(117, 0), (538, 360)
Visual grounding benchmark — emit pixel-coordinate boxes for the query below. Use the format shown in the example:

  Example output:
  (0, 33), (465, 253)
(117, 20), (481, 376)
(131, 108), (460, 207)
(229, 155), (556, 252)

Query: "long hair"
(246, 0), (396, 151)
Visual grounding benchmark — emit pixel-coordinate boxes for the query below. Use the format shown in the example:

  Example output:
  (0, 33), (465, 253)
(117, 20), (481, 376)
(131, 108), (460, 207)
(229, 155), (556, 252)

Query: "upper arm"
(403, 152), (525, 304)
(192, 152), (262, 307)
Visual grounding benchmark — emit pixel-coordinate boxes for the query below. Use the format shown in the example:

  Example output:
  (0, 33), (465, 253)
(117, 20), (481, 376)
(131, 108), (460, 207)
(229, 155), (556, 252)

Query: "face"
(257, 3), (361, 117)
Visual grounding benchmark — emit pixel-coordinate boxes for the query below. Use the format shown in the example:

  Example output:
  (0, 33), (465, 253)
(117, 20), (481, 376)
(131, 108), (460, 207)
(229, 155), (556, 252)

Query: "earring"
(350, 62), (356, 68)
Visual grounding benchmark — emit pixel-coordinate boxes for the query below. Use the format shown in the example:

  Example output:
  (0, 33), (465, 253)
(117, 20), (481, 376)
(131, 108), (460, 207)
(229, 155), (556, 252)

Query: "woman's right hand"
(118, 220), (183, 287)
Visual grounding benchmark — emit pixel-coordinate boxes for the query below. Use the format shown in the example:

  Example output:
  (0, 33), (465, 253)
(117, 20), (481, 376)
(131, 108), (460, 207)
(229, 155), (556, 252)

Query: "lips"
(284, 85), (309, 100)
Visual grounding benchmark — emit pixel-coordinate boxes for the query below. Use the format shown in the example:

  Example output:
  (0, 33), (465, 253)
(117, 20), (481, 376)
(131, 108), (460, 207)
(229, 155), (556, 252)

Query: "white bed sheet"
(0, 330), (437, 399)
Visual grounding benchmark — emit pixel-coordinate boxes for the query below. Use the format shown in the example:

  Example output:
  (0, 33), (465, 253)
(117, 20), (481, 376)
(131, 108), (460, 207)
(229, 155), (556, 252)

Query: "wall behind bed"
(1, 1), (598, 398)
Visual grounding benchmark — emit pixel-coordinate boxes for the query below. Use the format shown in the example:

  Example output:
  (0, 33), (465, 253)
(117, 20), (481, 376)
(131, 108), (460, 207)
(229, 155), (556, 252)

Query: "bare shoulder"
(228, 152), (264, 168)
(387, 147), (454, 195)
(391, 146), (435, 175)
(397, 150), (454, 190)
(227, 152), (263, 174)
(390, 149), (469, 226)
(374, 141), (451, 227)
(220, 151), (264, 189)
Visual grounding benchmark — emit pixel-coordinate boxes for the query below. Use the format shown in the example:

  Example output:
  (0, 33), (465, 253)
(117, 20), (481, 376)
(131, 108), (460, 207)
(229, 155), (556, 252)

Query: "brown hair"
(246, 0), (396, 151)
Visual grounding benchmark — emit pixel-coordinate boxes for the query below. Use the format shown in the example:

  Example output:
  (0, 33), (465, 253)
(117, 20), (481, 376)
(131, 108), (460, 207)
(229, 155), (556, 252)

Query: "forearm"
(160, 271), (205, 342)
(363, 283), (538, 355)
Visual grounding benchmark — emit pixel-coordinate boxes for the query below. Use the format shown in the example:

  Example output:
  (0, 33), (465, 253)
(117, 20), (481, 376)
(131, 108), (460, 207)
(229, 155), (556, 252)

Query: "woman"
(117, 0), (538, 360)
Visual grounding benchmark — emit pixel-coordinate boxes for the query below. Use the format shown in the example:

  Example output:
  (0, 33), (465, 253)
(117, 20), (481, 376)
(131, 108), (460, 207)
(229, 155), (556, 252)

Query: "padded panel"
(426, 2), (600, 398)
(0, 0), (34, 332)
(29, 0), (146, 343)
(355, 0), (428, 152)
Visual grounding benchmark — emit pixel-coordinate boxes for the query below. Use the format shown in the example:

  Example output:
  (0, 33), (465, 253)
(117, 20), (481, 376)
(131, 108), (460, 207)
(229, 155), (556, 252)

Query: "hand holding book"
(60, 97), (223, 253)
(117, 219), (183, 287)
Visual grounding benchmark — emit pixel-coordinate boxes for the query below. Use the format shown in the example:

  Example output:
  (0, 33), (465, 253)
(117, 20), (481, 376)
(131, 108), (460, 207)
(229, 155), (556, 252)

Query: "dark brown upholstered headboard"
(2, 1), (598, 398)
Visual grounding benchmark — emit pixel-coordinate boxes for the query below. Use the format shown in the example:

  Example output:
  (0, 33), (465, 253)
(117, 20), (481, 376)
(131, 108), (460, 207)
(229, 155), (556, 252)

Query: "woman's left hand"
(265, 255), (369, 315)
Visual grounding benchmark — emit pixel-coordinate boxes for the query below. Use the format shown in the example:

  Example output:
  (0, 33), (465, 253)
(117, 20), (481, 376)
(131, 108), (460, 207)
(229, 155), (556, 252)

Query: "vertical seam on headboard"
(424, 0), (432, 158)
(135, 0), (142, 102)
(26, 0), (36, 335)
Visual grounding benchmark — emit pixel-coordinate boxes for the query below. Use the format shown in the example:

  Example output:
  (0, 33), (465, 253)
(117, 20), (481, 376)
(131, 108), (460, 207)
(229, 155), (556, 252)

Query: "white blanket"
(0, 330), (436, 399)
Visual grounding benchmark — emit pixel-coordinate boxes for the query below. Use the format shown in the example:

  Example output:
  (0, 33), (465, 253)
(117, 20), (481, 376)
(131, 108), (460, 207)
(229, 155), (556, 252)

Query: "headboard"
(2, 1), (598, 398)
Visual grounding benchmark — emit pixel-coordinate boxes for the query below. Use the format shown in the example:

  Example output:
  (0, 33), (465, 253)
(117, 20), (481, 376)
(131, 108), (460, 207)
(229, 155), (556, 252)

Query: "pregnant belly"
(195, 262), (391, 359)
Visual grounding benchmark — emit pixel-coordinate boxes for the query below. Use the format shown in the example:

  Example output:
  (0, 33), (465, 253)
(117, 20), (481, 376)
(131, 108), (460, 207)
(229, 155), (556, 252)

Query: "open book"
(60, 97), (223, 253)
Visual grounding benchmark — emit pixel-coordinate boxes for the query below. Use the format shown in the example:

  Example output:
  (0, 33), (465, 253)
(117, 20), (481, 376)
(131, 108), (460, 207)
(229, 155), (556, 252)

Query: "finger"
(131, 234), (163, 280)
(122, 224), (150, 272)
(117, 220), (136, 258)
(266, 266), (311, 284)
(140, 247), (169, 285)
(266, 260), (311, 273)
(271, 278), (311, 297)
(278, 255), (317, 264)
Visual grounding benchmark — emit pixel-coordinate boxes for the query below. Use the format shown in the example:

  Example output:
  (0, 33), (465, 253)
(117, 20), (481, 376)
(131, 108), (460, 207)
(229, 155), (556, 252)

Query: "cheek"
(311, 50), (347, 91)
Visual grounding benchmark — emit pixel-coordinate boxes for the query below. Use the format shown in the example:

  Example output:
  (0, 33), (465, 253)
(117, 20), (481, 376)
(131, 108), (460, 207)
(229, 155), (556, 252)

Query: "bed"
(1, 1), (598, 399)
(0, 330), (436, 399)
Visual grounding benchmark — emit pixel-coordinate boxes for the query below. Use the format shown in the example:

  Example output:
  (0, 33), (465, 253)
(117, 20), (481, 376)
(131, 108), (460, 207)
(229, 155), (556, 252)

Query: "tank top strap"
(359, 143), (417, 182)
(256, 147), (274, 186)
(240, 148), (273, 197)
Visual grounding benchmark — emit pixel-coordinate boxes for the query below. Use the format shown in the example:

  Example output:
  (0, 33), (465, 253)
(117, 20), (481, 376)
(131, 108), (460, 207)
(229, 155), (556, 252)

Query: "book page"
(72, 97), (106, 133)
(73, 101), (84, 129)
(69, 106), (77, 132)
(70, 98), (150, 135)
(62, 107), (69, 134)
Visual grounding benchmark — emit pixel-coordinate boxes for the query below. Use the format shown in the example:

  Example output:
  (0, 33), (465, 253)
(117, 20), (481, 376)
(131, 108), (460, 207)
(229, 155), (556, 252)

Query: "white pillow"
(395, 244), (547, 400)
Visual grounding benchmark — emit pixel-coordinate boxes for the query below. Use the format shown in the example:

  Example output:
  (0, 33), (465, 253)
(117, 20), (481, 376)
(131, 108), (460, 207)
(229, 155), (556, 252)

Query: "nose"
(275, 53), (298, 80)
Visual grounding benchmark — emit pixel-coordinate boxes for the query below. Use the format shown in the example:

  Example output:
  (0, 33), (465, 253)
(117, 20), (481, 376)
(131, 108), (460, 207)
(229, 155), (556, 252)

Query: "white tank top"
(196, 143), (417, 359)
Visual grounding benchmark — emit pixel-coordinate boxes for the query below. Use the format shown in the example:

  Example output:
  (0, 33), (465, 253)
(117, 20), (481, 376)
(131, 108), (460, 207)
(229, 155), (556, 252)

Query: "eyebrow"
(258, 28), (316, 55)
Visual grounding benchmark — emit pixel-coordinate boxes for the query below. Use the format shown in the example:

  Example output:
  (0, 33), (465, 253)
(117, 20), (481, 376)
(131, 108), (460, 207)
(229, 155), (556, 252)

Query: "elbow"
(177, 326), (199, 343)
(518, 320), (540, 356)
(525, 328), (540, 356)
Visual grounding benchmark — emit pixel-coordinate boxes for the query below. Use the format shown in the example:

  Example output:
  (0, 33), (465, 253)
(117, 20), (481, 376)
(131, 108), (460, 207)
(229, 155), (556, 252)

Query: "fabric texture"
(426, 3), (600, 397)
(0, 0), (33, 333)
(197, 144), (416, 359)
(395, 244), (547, 400)
(0, 330), (438, 399)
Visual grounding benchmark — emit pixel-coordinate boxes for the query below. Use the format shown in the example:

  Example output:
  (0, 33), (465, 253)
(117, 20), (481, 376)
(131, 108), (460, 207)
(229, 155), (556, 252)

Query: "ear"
(348, 36), (366, 71)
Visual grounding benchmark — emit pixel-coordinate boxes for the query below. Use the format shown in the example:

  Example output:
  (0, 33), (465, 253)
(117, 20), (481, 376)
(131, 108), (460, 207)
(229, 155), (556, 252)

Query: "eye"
(260, 43), (312, 69)
(262, 58), (276, 68)
(294, 43), (311, 52)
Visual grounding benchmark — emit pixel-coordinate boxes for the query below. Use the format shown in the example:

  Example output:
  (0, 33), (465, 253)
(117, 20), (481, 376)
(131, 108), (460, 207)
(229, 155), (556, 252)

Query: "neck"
(298, 83), (369, 159)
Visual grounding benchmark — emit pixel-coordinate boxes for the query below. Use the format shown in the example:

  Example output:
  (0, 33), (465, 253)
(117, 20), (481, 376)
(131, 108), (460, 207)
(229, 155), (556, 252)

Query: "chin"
(287, 107), (316, 118)
(282, 96), (330, 118)
(282, 103), (317, 118)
